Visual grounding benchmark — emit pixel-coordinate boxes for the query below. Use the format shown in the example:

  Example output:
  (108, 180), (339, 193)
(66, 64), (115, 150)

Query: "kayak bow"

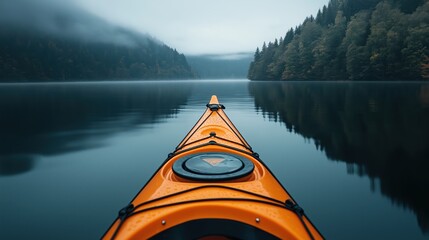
(103, 95), (323, 240)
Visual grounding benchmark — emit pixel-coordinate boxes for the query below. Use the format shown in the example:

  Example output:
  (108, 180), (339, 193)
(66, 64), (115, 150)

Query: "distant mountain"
(248, 0), (429, 81)
(187, 53), (253, 79)
(0, 0), (196, 82)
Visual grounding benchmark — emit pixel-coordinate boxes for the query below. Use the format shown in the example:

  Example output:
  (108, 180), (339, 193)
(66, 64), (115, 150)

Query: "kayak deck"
(103, 96), (323, 240)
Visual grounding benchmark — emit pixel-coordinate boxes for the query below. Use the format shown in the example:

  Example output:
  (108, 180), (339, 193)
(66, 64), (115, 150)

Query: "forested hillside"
(0, 31), (195, 82)
(248, 0), (429, 81)
(0, 0), (195, 82)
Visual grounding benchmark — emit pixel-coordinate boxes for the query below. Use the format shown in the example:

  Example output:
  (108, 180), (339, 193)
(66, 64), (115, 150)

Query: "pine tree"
(342, 11), (371, 80)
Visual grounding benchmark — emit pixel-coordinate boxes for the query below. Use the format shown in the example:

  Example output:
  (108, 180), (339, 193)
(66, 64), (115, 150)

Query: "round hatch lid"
(172, 153), (254, 181)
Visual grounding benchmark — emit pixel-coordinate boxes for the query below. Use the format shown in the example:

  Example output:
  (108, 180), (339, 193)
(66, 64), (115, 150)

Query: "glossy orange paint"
(103, 95), (323, 240)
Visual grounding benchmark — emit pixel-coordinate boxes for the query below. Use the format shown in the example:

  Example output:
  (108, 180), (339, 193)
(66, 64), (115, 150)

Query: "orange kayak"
(103, 95), (324, 240)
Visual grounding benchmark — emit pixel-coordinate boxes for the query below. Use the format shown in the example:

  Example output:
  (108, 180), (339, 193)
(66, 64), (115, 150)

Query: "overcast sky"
(73, 0), (328, 55)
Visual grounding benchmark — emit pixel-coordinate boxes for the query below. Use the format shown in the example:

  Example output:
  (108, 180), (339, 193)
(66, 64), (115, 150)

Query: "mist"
(72, 0), (329, 55)
(0, 0), (153, 47)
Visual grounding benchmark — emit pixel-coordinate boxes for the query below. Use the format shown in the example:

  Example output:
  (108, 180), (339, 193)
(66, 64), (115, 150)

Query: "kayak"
(103, 95), (324, 240)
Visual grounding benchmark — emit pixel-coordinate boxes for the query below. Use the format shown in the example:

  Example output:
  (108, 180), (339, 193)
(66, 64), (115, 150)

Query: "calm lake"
(0, 80), (428, 239)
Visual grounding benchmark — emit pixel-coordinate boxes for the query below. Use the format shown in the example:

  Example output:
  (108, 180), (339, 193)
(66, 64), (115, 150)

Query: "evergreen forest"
(248, 0), (429, 81)
(0, 30), (195, 82)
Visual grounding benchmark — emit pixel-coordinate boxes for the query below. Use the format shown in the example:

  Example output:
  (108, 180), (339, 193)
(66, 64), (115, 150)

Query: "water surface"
(0, 80), (428, 239)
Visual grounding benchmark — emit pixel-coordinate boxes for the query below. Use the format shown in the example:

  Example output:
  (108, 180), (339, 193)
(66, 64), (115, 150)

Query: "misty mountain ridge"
(0, 0), (157, 47)
(187, 53), (253, 79)
(0, 0), (195, 81)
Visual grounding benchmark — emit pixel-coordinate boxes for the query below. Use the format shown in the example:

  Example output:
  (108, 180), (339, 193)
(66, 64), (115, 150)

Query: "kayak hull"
(103, 96), (323, 240)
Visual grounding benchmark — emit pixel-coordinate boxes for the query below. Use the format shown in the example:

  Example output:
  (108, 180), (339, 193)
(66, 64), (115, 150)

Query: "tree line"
(0, 30), (196, 82)
(248, 0), (429, 81)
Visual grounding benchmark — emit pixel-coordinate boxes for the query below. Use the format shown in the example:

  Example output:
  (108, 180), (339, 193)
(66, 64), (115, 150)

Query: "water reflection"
(249, 81), (429, 233)
(0, 82), (191, 176)
(0, 155), (36, 176)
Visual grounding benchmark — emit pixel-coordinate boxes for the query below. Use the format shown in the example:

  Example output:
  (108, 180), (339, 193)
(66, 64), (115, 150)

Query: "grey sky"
(74, 0), (328, 55)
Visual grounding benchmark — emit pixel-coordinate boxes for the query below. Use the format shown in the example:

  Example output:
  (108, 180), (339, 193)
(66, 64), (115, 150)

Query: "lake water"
(0, 80), (428, 239)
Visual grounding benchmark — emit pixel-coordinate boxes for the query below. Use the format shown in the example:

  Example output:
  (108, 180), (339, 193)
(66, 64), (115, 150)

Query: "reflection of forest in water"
(0, 82), (190, 176)
(249, 82), (429, 232)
